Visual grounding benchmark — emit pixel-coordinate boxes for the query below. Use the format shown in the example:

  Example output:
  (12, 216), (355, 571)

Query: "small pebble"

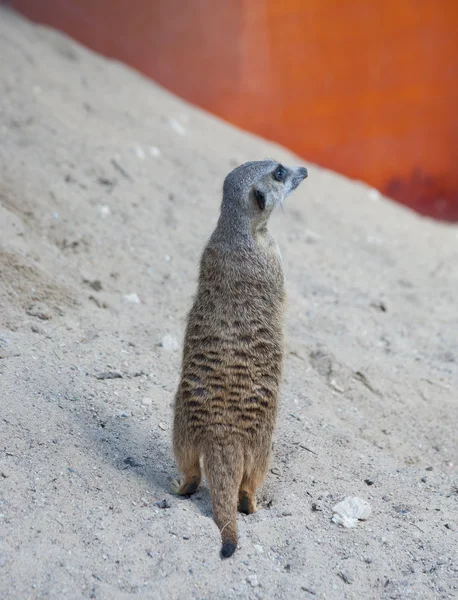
(96, 371), (123, 380)
(329, 379), (344, 393)
(122, 293), (140, 304)
(141, 397), (153, 406)
(161, 335), (178, 351)
(253, 544), (264, 554)
(168, 118), (186, 136)
(149, 146), (161, 157)
(97, 177), (113, 187)
(155, 499), (171, 509)
(98, 204), (111, 217)
(338, 571), (354, 584)
(158, 422), (167, 431)
(304, 229), (321, 244)
(85, 279), (102, 291)
(270, 467), (281, 476)
(247, 574), (259, 587)
(301, 586), (316, 595)
(368, 189), (381, 201)
(26, 303), (52, 320)
(123, 456), (143, 468)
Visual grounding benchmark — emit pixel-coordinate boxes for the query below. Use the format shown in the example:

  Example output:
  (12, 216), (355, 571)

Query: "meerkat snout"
(287, 166), (308, 193)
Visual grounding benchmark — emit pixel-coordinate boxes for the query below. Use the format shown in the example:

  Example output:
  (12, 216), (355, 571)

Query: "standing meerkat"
(171, 159), (308, 558)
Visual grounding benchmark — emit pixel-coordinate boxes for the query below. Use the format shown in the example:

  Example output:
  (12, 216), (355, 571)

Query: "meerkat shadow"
(141, 430), (177, 495)
(75, 401), (174, 496)
(181, 484), (214, 519)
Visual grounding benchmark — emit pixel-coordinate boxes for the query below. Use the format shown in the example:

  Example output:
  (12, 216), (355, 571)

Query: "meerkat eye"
(254, 189), (266, 211)
(273, 165), (286, 182)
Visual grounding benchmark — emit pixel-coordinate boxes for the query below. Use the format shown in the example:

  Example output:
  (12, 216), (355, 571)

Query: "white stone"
(149, 146), (161, 157)
(368, 188), (381, 201)
(332, 497), (372, 528)
(122, 293), (140, 304)
(168, 118), (186, 136)
(98, 204), (111, 217)
(161, 335), (178, 351)
(330, 379), (344, 393)
(135, 146), (146, 159)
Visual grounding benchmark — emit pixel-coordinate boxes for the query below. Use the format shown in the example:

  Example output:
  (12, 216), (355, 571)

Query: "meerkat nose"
(299, 167), (308, 178)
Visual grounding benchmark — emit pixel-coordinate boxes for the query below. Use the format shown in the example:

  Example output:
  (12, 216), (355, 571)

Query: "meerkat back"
(171, 160), (307, 558)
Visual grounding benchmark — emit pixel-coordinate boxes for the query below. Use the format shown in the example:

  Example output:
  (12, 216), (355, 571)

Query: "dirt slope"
(0, 8), (457, 600)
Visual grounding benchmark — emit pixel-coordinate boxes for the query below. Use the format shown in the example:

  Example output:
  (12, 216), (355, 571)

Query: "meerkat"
(171, 159), (308, 558)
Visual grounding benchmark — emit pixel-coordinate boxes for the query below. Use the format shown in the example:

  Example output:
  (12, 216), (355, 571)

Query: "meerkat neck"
(215, 203), (253, 244)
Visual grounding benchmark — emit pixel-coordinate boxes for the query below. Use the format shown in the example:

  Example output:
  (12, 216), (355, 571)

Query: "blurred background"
(9, 0), (458, 221)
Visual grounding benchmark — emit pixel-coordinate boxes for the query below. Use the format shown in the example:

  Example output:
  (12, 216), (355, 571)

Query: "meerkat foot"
(238, 490), (257, 514)
(170, 474), (201, 496)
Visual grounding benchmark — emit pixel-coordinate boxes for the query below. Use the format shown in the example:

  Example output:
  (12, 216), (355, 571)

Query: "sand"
(0, 7), (457, 599)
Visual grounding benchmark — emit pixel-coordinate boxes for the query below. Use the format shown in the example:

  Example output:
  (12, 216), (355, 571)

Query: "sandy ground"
(0, 8), (457, 600)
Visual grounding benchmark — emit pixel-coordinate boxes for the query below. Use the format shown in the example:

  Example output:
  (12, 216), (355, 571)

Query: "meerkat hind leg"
(238, 471), (260, 514)
(238, 449), (270, 514)
(238, 487), (257, 514)
(171, 448), (201, 496)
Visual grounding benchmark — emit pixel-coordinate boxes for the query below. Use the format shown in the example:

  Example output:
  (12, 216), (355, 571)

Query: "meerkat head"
(221, 159), (308, 231)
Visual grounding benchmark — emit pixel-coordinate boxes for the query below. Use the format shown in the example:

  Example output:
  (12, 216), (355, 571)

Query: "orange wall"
(13, 0), (458, 220)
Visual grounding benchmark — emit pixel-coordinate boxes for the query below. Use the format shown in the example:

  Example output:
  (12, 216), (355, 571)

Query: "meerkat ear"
(254, 187), (266, 211)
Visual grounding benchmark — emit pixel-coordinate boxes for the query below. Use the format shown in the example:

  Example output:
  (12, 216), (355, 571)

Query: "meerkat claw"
(170, 478), (181, 494)
(170, 475), (200, 496)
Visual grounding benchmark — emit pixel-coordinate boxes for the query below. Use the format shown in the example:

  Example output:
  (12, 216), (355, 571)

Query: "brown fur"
(171, 160), (307, 557)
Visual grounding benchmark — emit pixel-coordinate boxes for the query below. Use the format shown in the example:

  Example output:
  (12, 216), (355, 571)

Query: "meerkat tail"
(203, 442), (244, 559)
